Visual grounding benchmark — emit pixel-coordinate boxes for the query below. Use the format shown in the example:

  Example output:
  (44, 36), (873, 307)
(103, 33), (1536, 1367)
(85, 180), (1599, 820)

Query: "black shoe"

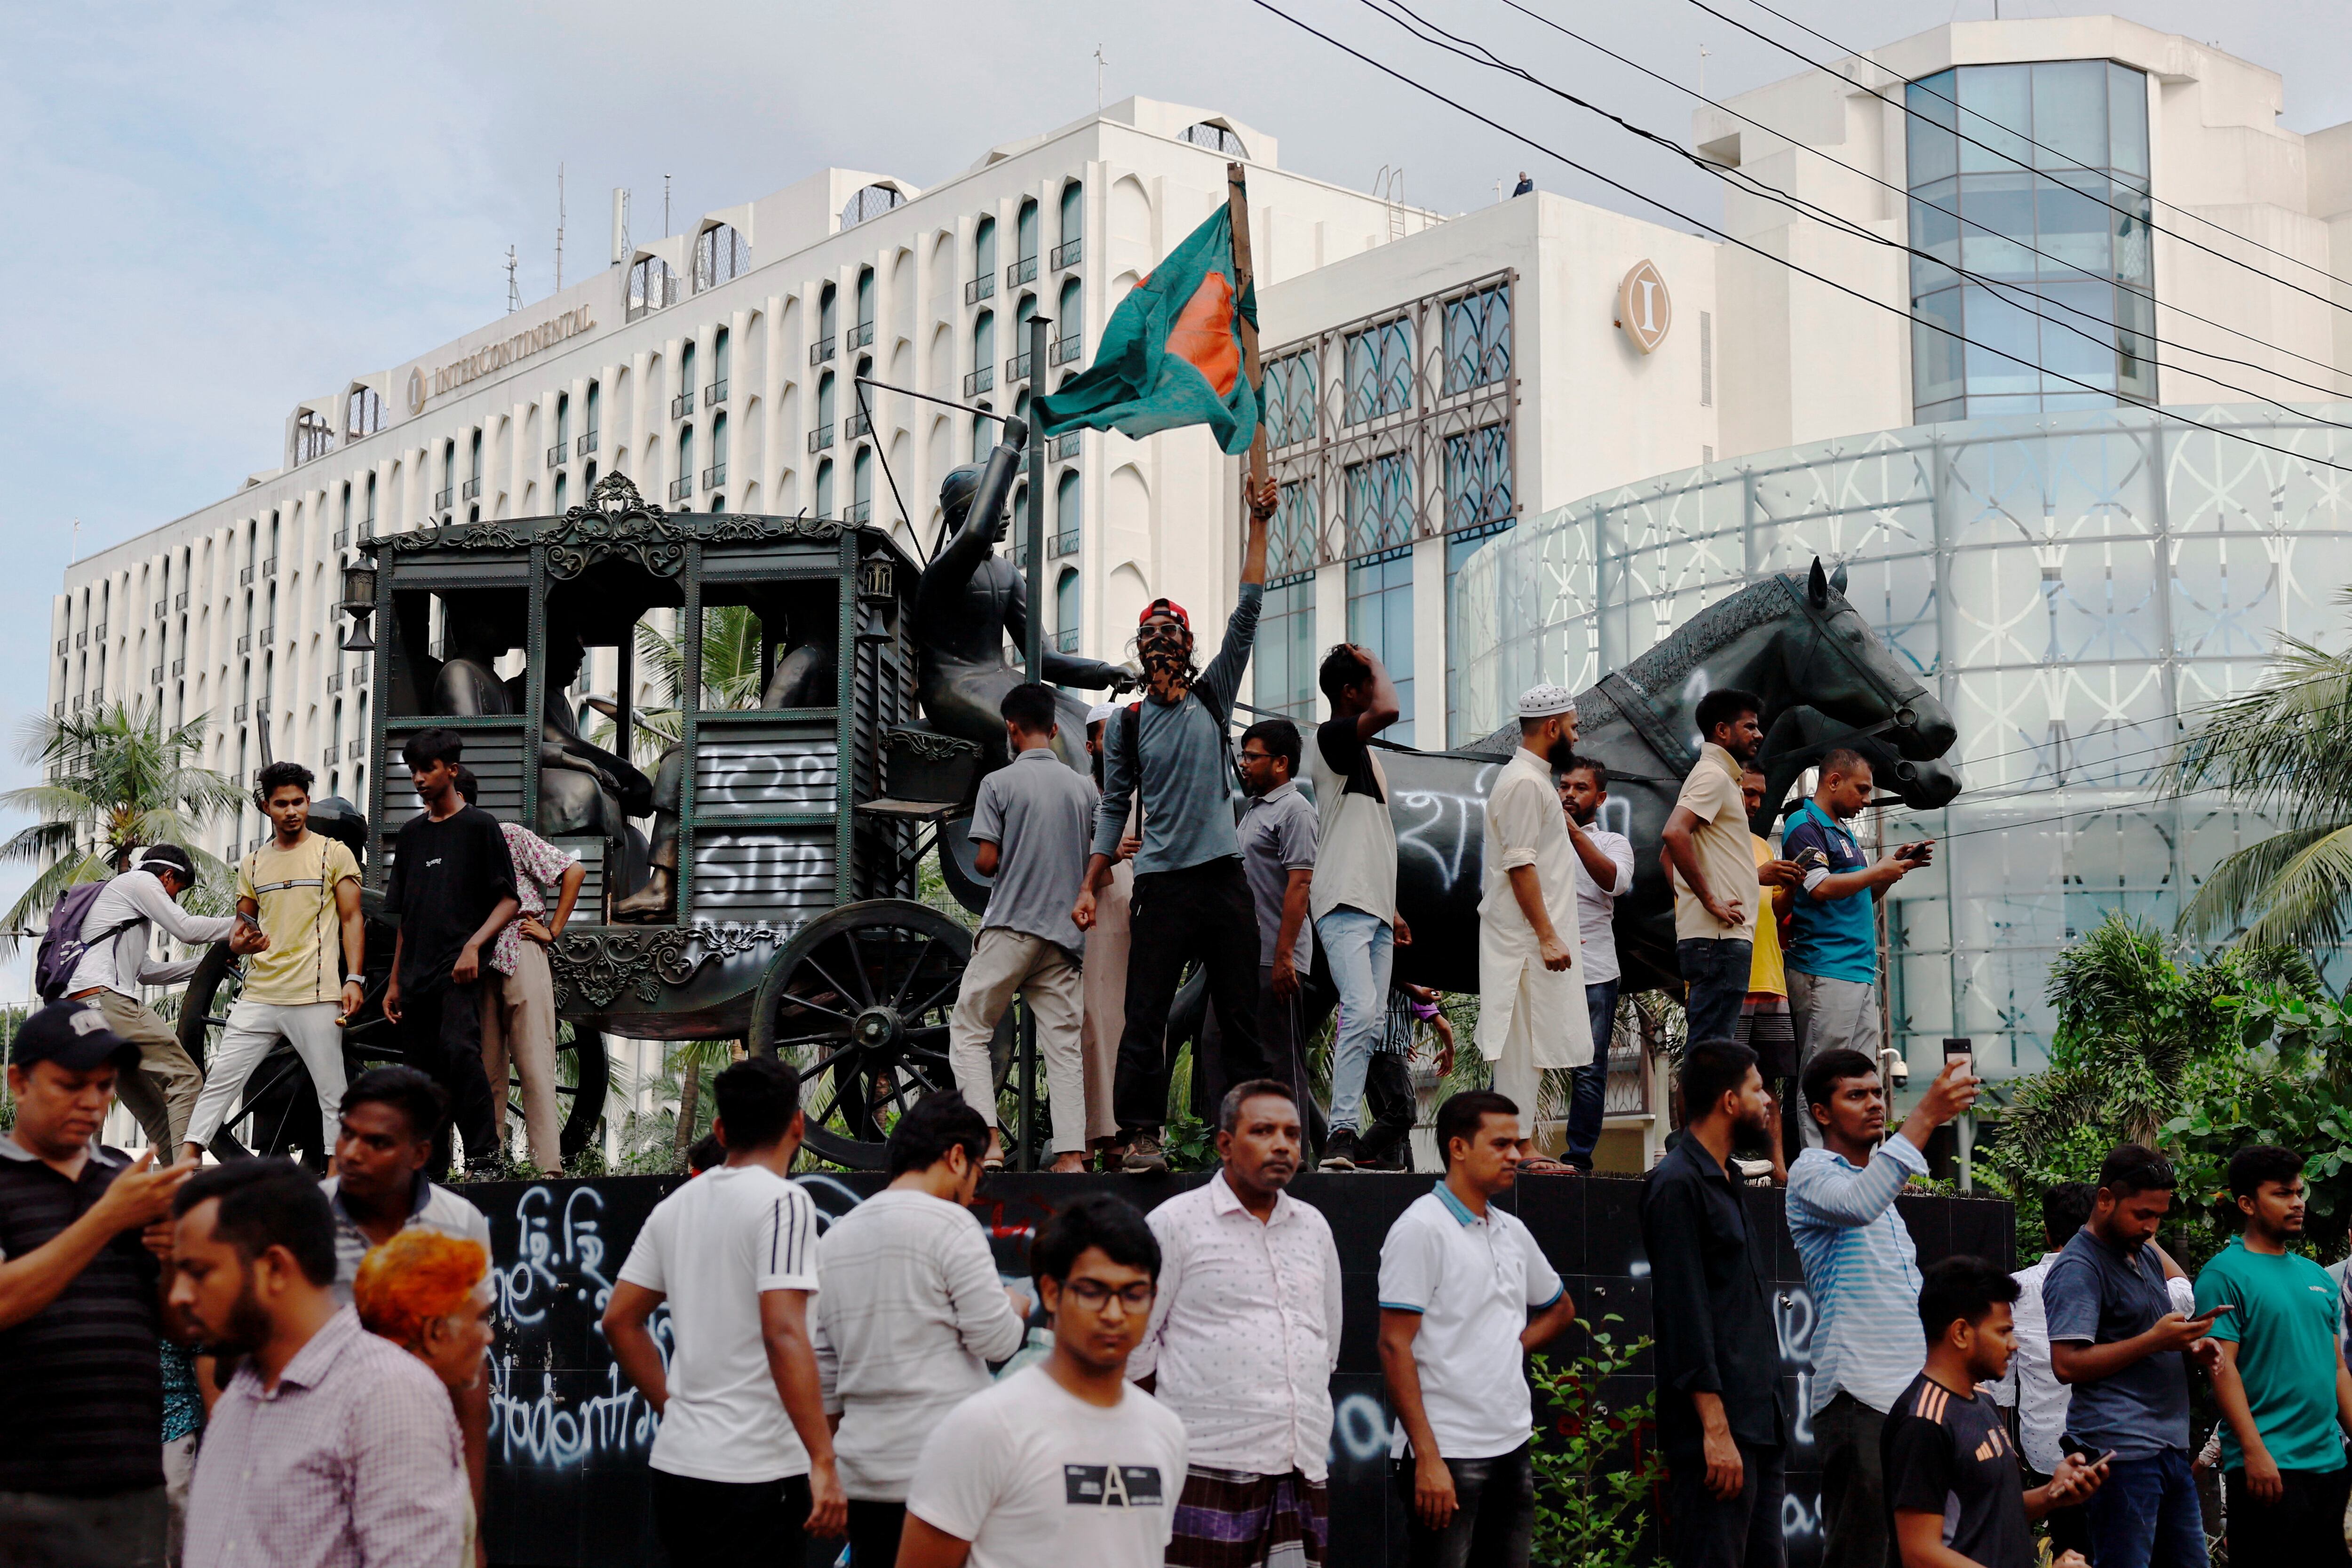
(1319, 1129), (1359, 1171)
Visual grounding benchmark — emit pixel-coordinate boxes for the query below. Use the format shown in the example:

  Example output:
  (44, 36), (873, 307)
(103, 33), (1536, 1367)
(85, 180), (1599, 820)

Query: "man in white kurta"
(1477, 685), (1595, 1166)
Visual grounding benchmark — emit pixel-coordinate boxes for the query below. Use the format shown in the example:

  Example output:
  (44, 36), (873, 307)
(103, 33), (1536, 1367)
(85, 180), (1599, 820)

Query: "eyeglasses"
(1059, 1279), (1156, 1310)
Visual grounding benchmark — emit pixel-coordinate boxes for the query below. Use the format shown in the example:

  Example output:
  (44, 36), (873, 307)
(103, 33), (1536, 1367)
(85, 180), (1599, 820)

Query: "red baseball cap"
(1139, 597), (1191, 630)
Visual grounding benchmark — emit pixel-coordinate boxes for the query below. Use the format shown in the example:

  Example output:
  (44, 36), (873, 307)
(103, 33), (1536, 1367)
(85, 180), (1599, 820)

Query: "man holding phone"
(2042, 1145), (2221, 1568)
(1780, 750), (1931, 1148)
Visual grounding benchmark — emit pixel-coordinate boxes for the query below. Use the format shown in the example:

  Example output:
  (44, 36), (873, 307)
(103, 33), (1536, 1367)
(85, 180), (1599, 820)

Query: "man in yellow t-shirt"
(181, 762), (364, 1162)
(1736, 766), (1802, 1183)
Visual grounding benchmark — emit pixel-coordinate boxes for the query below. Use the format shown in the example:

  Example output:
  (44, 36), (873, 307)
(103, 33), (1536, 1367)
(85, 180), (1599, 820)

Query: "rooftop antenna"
(555, 163), (565, 292)
(1095, 44), (1107, 110)
(611, 188), (629, 267)
(663, 174), (671, 239)
(506, 246), (521, 313)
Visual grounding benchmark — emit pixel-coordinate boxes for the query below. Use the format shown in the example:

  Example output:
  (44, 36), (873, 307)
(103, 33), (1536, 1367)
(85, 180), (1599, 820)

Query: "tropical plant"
(2168, 607), (2352, 950)
(599, 605), (768, 764)
(1530, 1319), (1666, 1568)
(0, 703), (245, 951)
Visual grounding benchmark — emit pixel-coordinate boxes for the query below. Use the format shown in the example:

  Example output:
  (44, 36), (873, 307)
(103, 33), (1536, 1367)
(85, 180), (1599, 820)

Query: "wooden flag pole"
(1227, 161), (1271, 497)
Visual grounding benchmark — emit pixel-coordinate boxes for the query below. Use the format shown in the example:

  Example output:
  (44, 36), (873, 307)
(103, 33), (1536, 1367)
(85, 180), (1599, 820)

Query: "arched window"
(1054, 470), (1081, 555)
(584, 380), (601, 455)
(1011, 198), (1040, 286)
(1055, 276), (1083, 365)
(1055, 568), (1081, 652)
(678, 425), (695, 500)
(554, 471), (567, 513)
(1180, 120), (1248, 157)
(711, 411), (729, 488)
(972, 404), (993, 462)
(817, 371), (835, 432)
(585, 459), (597, 489)
(469, 428), (483, 483)
(712, 327), (730, 401)
(851, 447), (873, 524)
(346, 386), (385, 439)
(815, 458), (834, 518)
(840, 182), (904, 229)
(971, 216), (996, 303)
(364, 472), (376, 535)
(555, 391), (571, 453)
(693, 223), (750, 291)
(294, 410), (334, 464)
(680, 340), (697, 414)
(628, 254), (681, 319)
(1056, 181), (1084, 270)
(853, 266), (875, 350)
(970, 310), (995, 396)
(1013, 294), (1039, 380)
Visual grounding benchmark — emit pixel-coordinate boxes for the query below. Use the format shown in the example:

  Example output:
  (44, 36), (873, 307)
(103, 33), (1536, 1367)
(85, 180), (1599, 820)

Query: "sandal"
(982, 1152), (1006, 1173)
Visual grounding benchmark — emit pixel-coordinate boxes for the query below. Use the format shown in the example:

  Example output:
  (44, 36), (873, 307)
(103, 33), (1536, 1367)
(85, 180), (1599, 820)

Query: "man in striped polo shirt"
(1787, 1048), (1978, 1568)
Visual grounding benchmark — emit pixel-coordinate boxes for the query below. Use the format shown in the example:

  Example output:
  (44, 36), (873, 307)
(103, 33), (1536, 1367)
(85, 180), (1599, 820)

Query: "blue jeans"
(1563, 978), (1619, 1167)
(2085, 1448), (2209, 1568)
(1316, 907), (1394, 1134)
(1677, 938), (1753, 1044)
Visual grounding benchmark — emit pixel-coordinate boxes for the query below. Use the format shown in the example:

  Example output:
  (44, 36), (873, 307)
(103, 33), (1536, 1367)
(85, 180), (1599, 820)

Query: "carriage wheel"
(179, 941), (612, 1166)
(748, 899), (1010, 1170)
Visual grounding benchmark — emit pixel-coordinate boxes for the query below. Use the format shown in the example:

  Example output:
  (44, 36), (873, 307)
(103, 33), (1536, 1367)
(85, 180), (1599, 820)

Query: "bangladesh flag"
(1034, 204), (1259, 455)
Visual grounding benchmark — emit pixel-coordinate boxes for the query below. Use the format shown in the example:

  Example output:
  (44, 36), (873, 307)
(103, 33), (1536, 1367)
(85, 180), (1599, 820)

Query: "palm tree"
(2169, 603), (2352, 950)
(593, 605), (767, 765)
(0, 702), (246, 950)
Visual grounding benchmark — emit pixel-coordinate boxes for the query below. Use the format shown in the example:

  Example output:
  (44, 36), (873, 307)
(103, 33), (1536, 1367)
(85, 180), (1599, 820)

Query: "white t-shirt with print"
(617, 1162), (820, 1483)
(906, 1364), (1188, 1568)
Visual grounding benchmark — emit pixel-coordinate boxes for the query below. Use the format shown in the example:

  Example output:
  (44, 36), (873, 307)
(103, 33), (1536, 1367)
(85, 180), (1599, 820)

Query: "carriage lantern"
(338, 562), (378, 653)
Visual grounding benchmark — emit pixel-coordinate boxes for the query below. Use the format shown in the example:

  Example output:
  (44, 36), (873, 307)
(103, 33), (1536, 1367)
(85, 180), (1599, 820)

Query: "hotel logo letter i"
(1616, 260), (1672, 355)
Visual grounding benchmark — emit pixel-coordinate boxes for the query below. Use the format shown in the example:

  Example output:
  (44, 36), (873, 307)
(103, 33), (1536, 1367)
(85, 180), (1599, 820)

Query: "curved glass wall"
(1456, 405), (2352, 1079)
(1908, 60), (2153, 423)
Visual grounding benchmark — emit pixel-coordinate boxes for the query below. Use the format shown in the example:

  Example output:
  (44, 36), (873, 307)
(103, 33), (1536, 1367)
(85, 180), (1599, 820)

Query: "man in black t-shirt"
(382, 727), (517, 1175)
(1884, 1256), (2105, 1568)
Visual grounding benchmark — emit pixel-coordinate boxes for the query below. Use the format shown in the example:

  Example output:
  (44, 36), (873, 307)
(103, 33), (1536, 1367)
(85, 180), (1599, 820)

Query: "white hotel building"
(52, 17), (2352, 1090)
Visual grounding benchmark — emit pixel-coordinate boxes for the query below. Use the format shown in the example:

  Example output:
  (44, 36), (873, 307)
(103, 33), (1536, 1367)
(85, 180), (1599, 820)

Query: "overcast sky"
(0, 0), (2346, 948)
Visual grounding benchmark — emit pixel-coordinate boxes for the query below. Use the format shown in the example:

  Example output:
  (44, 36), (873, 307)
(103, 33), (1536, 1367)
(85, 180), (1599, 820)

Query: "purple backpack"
(33, 880), (135, 1003)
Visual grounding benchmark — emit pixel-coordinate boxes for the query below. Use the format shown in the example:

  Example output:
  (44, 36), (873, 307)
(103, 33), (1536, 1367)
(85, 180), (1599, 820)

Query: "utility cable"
(1244, 0), (2352, 478)
(1476, 0), (2352, 398)
(1359, 0), (2352, 431)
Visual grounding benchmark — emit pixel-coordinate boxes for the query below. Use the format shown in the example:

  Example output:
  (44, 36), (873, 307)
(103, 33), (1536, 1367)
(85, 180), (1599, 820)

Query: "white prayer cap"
(1086, 702), (1120, 726)
(1517, 684), (1578, 720)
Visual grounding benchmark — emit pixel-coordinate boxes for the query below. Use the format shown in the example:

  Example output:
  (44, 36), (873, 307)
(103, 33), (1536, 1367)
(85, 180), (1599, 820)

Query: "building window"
(1445, 519), (1514, 745)
(972, 404), (993, 462)
(850, 446), (872, 524)
(1347, 549), (1414, 746)
(971, 216), (997, 303)
(815, 458), (834, 518)
(817, 371), (835, 436)
(713, 326), (730, 395)
(1011, 199), (1040, 287)
(1263, 351), (1318, 448)
(969, 310), (996, 396)
(628, 255), (682, 319)
(346, 387), (385, 439)
(1054, 276), (1083, 363)
(1054, 180), (1084, 269)
(819, 281), (837, 346)
(711, 410), (729, 484)
(1441, 281), (1511, 394)
(1906, 59), (2154, 422)
(294, 411), (334, 464)
(841, 182), (905, 229)
(1053, 470), (1081, 556)
(1443, 423), (1512, 531)
(680, 340), (697, 414)
(1343, 318), (1414, 425)
(1254, 480), (1320, 720)
(678, 425), (695, 493)
(1180, 121), (1248, 158)
(555, 391), (571, 453)
(1344, 453), (1414, 557)
(693, 223), (750, 291)
(853, 266), (875, 348)
(364, 472), (376, 533)
(1054, 567), (1081, 653)
(554, 471), (567, 512)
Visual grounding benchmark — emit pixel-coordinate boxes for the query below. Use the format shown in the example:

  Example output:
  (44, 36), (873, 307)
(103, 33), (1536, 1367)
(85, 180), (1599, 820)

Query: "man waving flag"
(1035, 178), (1262, 458)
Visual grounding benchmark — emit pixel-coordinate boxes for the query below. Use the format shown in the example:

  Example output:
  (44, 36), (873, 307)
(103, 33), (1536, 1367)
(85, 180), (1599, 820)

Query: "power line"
(1473, 0), (2352, 399)
(1359, 0), (2352, 432)
(1685, 0), (2352, 322)
(1244, 0), (2352, 479)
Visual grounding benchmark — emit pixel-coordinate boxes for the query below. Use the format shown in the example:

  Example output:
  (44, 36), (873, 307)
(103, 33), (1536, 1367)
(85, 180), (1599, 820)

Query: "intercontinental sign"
(405, 304), (597, 414)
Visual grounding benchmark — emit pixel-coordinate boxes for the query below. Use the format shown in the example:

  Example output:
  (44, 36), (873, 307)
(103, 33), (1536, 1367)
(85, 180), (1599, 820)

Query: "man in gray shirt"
(1235, 717), (1333, 1130)
(947, 683), (1100, 1172)
(1075, 478), (1278, 1173)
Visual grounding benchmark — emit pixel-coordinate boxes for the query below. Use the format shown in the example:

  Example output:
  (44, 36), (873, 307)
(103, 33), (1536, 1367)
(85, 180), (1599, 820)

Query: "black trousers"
(1665, 1441), (1786, 1568)
(1400, 1442), (1536, 1568)
(396, 978), (498, 1170)
(846, 1498), (905, 1566)
(651, 1470), (810, 1565)
(1355, 1051), (1418, 1170)
(1115, 858), (1268, 1131)
(2226, 1465), (2352, 1565)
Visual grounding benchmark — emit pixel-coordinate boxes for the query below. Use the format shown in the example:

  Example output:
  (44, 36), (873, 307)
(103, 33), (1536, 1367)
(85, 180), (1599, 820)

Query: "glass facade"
(1907, 60), (2153, 423)
(1455, 405), (2352, 1079)
(1257, 481), (1321, 720)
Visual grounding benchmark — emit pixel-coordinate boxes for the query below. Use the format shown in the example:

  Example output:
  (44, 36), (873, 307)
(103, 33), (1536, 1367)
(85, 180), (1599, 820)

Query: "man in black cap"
(0, 1001), (199, 1568)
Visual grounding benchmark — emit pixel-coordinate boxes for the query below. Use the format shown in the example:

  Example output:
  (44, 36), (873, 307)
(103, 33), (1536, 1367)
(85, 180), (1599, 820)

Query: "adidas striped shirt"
(1881, 1371), (2032, 1568)
(618, 1162), (821, 1482)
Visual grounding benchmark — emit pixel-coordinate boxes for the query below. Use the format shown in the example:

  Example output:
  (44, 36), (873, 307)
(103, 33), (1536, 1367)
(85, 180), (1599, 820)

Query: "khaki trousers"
(1078, 861), (1133, 1144)
(948, 927), (1087, 1154)
(482, 941), (563, 1174)
(87, 990), (205, 1152)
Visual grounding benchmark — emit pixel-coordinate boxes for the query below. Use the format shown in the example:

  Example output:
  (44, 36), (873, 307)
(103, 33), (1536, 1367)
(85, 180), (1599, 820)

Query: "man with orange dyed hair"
(355, 1229), (495, 1568)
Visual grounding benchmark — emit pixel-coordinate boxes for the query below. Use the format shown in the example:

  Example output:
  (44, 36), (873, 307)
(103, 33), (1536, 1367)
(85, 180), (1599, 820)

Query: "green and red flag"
(1033, 204), (1259, 455)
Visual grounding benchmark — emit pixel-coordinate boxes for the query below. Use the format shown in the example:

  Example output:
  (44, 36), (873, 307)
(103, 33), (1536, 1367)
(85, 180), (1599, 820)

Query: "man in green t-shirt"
(2193, 1143), (2352, 1564)
(180, 762), (364, 1163)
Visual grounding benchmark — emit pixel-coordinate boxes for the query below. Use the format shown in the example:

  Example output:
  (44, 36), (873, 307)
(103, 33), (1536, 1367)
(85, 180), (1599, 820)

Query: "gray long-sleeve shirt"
(64, 869), (238, 997)
(1091, 583), (1262, 875)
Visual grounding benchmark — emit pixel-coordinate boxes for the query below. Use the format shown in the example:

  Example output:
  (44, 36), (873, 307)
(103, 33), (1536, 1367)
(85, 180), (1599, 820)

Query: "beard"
(197, 1267), (276, 1360)
(1547, 739), (1580, 772)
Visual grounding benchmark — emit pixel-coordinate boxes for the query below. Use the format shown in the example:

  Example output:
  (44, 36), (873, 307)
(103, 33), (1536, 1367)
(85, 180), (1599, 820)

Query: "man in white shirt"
(1379, 1090), (1581, 1568)
(604, 1057), (845, 1560)
(1135, 1079), (1343, 1565)
(901, 1194), (1188, 1568)
(63, 844), (259, 1153)
(1994, 1181), (2099, 1564)
(1557, 761), (1635, 1173)
(1476, 686), (1595, 1169)
(814, 1093), (1029, 1568)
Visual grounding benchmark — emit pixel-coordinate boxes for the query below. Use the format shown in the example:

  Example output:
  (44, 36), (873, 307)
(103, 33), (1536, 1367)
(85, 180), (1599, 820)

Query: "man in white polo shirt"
(1378, 1090), (1582, 1568)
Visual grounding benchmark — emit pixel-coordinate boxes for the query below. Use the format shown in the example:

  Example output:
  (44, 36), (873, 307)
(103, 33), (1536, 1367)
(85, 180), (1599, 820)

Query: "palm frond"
(2230, 826), (2352, 952)
(2178, 825), (2342, 941)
